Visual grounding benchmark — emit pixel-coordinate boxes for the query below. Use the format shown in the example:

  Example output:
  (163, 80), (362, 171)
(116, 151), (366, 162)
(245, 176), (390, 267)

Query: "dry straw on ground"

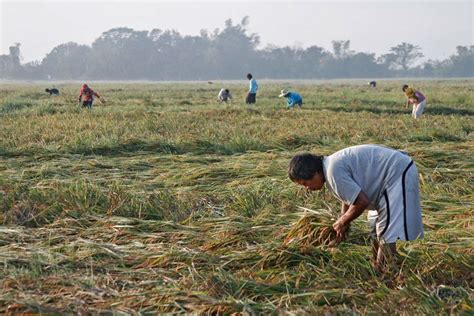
(0, 81), (472, 314)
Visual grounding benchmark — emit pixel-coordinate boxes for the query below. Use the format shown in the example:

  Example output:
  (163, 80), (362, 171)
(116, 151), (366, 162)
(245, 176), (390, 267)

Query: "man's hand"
(332, 191), (370, 244)
(333, 219), (350, 244)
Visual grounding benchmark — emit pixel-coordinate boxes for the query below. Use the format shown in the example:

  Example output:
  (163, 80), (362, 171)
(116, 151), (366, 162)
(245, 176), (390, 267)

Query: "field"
(0, 80), (473, 314)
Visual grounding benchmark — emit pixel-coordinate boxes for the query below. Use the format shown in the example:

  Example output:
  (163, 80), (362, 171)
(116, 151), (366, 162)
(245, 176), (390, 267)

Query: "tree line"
(1, 17), (473, 80)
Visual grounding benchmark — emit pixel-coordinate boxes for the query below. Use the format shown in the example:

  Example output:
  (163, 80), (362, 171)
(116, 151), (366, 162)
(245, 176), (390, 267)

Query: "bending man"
(288, 144), (424, 270)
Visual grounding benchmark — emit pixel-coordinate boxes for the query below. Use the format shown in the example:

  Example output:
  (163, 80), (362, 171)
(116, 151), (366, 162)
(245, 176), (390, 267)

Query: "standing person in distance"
(246, 73), (258, 104)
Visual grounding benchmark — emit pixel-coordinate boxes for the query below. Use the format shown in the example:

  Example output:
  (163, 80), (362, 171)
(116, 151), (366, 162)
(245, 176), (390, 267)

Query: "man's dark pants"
(246, 93), (256, 104)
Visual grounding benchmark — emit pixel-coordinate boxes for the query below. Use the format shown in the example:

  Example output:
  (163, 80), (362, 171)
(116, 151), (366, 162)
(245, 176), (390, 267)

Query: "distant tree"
(209, 16), (260, 78)
(9, 43), (22, 65)
(259, 45), (301, 78)
(148, 29), (184, 79)
(41, 42), (91, 79)
(324, 40), (357, 78)
(346, 52), (386, 78)
(299, 45), (328, 78)
(420, 60), (437, 77)
(1, 18), (473, 80)
(23, 60), (44, 79)
(332, 40), (353, 59)
(379, 42), (424, 71)
(441, 45), (474, 77)
(0, 43), (23, 78)
(88, 27), (153, 79)
(0, 54), (11, 77)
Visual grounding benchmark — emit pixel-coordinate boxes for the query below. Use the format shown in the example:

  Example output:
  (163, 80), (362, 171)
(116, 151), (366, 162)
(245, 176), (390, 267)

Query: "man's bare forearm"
(341, 202), (350, 215)
(339, 192), (370, 226)
(333, 192), (370, 242)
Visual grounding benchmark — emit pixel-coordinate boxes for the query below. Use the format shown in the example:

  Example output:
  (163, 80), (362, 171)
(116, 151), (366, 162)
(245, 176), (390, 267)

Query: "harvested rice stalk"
(284, 207), (343, 250)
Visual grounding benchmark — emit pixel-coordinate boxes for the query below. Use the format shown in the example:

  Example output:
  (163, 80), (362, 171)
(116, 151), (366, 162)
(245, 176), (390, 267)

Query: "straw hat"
(278, 89), (289, 97)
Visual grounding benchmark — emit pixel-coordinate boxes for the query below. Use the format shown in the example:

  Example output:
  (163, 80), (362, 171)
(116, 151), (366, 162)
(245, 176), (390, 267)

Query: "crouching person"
(288, 144), (424, 272)
(278, 89), (302, 109)
(45, 88), (60, 96)
(218, 88), (232, 103)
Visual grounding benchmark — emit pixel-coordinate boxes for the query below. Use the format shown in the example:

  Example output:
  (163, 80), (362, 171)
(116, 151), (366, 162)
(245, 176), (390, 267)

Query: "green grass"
(0, 80), (473, 314)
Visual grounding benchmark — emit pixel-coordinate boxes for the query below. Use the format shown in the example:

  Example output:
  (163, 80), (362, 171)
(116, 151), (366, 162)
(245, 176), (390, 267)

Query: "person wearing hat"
(279, 89), (303, 109)
(218, 88), (232, 103)
(78, 83), (103, 109)
(402, 84), (426, 119)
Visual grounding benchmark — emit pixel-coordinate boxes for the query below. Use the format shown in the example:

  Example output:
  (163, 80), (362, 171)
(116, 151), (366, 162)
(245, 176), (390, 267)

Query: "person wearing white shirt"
(218, 88), (232, 103)
(288, 144), (424, 272)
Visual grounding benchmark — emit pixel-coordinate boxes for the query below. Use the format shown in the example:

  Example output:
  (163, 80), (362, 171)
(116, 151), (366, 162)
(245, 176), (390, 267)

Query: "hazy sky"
(1, 0), (473, 63)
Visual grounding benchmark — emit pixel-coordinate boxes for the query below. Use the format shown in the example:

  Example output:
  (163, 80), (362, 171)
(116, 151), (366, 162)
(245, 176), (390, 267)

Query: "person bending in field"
(45, 88), (60, 96)
(368, 81), (376, 88)
(218, 88), (232, 103)
(278, 89), (302, 109)
(79, 83), (103, 109)
(246, 73), (258, 104)
(288, 144), (424, 272)
(402, 84), (426, 119)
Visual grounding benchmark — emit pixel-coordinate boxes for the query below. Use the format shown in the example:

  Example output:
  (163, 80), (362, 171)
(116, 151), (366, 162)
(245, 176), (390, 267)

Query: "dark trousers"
(82, 101), (93, 109)
(246, 93), (256, 104)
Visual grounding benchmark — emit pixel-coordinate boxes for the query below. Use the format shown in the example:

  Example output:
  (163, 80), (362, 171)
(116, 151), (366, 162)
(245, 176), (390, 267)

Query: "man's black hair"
(288, 152), (324, 181)
(402, 84), (409, 92)
(225, 89), (229, 93)
(247, 73), (253, 79)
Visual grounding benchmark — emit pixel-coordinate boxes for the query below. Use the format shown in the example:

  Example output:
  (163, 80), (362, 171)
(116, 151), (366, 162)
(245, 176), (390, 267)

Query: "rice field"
(0, 80), (473, 314)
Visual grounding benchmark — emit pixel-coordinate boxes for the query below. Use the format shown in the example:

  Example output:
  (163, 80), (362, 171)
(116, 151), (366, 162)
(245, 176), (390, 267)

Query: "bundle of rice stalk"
(284, 206), (343, 250)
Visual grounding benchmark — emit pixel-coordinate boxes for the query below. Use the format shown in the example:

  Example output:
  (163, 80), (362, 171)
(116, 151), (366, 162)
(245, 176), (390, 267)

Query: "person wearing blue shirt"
(279, 89), (302, 109)
(246, 73), (258, 104)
